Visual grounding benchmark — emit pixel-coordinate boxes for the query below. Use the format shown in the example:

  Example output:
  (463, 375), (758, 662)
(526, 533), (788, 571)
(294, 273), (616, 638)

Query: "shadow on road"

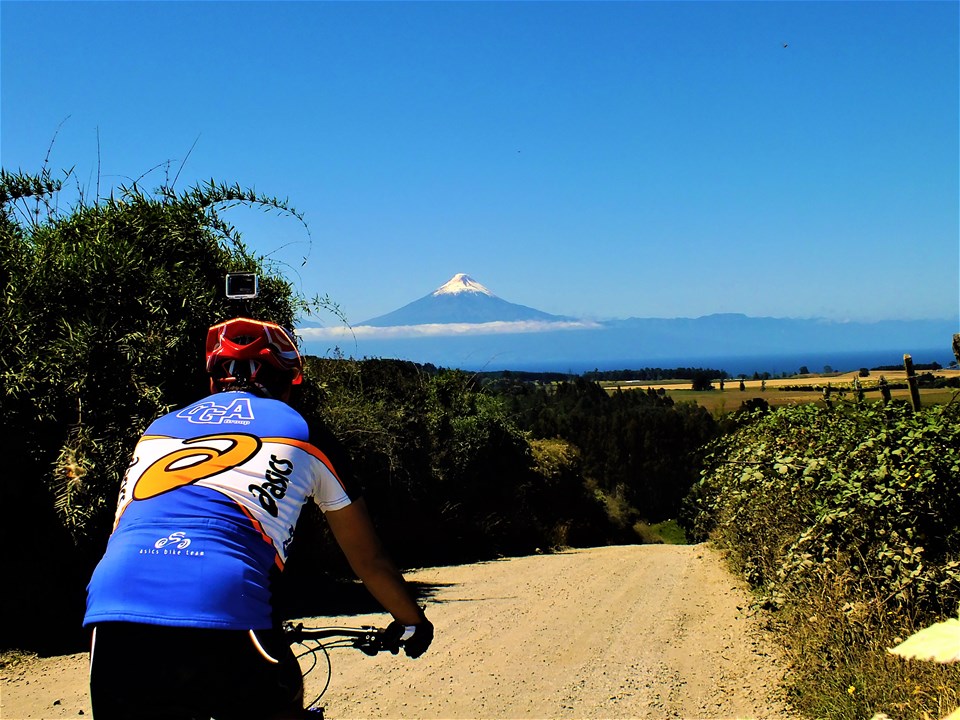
(276, 575), (455, 620)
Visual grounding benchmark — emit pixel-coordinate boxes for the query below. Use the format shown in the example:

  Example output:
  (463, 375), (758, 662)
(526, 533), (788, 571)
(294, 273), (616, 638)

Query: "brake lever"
(355, 627), (399, 656)
(283, 621), (305, 641)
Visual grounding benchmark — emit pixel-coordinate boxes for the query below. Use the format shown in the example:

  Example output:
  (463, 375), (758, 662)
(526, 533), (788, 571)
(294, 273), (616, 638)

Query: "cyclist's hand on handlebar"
(383, 617), (434, 658)
(404, 619), (434, 658)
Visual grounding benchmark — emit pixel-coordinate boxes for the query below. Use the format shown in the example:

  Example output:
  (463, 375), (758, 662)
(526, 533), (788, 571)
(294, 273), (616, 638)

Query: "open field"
(603, 368), (960, 415)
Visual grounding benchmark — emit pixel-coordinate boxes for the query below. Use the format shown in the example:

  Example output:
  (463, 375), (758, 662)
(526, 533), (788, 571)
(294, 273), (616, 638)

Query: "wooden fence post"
(903, 354), (921, 412)
(878, 376), (891, 404)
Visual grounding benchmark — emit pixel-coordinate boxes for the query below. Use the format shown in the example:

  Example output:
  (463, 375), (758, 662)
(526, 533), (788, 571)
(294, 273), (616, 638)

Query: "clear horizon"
(3, 2), (958, 327)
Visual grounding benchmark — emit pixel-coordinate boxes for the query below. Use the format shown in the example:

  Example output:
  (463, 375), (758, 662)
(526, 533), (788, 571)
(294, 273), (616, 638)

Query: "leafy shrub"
(685, 400), (960, 718)
(526, 438), (612, 548)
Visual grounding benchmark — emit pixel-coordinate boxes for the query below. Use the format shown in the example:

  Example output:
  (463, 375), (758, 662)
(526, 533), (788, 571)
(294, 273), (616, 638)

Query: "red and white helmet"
(205, 317), (303, 392)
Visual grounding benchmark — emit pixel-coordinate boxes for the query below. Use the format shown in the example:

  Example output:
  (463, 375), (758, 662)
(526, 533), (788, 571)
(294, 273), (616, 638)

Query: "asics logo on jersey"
(134, 434), (262, 500)
(249, 454), (295, 517)
(154, 531), (192, 549)
(176, 398), (255, 425)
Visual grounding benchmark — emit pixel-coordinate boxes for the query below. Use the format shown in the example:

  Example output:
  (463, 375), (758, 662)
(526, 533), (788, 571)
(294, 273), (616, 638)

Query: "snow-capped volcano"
(432, 273), (494, 297)
(360, 273), (573, 327)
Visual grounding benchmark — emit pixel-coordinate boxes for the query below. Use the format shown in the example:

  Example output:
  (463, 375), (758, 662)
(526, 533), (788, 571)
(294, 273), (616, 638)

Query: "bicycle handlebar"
(283, 621), (406, 715)
(283, 622), (401, 656)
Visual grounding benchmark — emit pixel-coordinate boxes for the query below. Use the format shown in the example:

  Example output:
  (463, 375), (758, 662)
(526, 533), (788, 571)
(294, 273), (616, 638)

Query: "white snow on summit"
(432, 273), (495, 297)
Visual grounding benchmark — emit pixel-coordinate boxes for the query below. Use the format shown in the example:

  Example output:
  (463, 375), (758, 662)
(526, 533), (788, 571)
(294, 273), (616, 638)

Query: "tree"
(498, 376), (716, 522)
(691, 372), (714, 391)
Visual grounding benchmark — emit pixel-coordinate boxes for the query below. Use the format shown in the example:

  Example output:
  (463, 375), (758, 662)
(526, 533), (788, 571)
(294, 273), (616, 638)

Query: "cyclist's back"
(84, 318), (433, 720)
(85, 390), (357, 631)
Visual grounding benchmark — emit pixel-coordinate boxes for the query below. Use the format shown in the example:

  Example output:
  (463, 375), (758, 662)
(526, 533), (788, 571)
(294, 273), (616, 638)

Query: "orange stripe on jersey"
(262, 437), (348, 494)
(237, 504), (284, 571)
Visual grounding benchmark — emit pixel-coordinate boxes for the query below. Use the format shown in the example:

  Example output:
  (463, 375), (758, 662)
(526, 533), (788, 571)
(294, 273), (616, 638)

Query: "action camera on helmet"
(225, 273), (259, 299)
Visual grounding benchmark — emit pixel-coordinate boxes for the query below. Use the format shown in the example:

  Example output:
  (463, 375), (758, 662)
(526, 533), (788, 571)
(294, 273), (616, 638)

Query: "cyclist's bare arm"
(325, 499), (425, 625)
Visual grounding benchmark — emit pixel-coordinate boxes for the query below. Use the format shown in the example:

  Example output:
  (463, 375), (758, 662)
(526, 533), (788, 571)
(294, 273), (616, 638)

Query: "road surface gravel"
(2, 543), (798, 719)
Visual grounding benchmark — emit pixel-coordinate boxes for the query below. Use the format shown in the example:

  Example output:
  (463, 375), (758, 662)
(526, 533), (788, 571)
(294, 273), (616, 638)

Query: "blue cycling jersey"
(84, 391), (359, 630)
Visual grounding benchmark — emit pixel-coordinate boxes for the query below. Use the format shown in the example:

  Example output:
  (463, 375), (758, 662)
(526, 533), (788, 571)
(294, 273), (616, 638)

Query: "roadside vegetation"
(683, 399), (960, 719)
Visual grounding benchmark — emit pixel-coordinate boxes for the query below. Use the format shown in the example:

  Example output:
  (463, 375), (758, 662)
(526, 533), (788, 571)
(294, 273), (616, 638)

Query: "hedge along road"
(2, 544), (798, 719)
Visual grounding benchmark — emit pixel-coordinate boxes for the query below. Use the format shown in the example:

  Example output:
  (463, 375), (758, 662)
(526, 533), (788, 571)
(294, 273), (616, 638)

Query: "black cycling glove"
(383, 617), (434, 658)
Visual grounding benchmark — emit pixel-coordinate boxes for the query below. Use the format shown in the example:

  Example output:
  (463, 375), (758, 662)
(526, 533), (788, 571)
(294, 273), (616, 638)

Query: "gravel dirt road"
(2, 543), (798, 719)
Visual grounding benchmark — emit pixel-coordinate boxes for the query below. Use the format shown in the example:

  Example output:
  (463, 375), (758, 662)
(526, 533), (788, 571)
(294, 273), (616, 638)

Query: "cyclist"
(84, 317), (433, 720)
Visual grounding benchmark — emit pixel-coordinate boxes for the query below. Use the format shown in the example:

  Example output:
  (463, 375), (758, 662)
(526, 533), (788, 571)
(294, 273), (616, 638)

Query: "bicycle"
(282, 621), (403, 719)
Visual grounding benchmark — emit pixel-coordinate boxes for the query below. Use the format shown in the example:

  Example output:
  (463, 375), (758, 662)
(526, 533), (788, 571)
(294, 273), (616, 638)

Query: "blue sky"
(3, 1), (958, 330)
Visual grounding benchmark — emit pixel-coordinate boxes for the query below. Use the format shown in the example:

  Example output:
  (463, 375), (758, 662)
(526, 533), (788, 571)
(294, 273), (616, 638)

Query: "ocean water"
(483, 348), (956, 377)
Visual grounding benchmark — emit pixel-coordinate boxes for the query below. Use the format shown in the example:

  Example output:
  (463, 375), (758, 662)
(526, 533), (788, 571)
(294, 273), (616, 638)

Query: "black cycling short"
(89, 622), (303, 720)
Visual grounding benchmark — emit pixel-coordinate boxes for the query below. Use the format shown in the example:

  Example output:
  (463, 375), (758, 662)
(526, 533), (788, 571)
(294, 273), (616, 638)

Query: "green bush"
(685, 400), (960, 719)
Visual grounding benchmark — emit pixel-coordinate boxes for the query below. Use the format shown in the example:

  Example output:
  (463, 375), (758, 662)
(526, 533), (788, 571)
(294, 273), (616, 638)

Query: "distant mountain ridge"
(360, 273), (575, 326)
(299, 274), (958, 373)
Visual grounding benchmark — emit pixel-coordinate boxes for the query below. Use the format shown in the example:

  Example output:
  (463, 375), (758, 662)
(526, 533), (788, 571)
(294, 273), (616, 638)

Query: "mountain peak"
(433, 273), (495, 298)
(359, 272), (571, 326)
